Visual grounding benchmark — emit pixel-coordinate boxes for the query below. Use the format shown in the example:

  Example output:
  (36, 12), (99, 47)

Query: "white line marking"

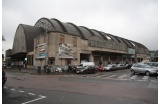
(130, 75), (138, 80)
(58, 97), (64, 103)
(3, 87), (8, 89)
(118, 75), (128, 79)
(11, 89), (16, 91)
(39, 95), (47, 98)
(28, 93), (35, 96)
(142, 76), (149, 80)
(21, 95), (46, 104)
(19, 90), (24, 93)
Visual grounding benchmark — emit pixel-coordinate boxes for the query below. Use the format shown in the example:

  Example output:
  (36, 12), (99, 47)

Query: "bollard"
(37, 66), (41, 74)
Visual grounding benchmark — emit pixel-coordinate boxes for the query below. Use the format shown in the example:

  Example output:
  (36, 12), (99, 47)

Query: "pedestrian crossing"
(74, 73), (158, 82)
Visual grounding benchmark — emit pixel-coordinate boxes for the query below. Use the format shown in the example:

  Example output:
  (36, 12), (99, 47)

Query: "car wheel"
(131, 70), (135, 74)
(146, 71), (150, 76)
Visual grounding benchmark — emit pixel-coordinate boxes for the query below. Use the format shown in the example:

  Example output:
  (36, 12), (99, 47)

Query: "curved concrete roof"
(12, 24), (45, 54)
(34, 18), (148, 50)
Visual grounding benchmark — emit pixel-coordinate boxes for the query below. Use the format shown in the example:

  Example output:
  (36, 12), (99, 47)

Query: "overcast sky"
(2, 0), (158, 55)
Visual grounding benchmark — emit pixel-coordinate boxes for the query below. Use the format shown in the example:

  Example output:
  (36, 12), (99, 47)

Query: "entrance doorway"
(80, 53), (90, 63)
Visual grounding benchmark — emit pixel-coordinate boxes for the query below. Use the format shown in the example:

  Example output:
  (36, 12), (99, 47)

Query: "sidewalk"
(6, 67), (72, 75)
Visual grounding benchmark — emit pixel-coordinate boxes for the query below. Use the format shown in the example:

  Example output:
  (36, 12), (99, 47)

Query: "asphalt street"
(2, 69), (158, 104)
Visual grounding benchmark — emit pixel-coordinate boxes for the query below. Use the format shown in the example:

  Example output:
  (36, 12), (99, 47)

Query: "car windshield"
(77, 65), (85, 68)
(107, 65), (112, 67)
(144, 64), (152, 68)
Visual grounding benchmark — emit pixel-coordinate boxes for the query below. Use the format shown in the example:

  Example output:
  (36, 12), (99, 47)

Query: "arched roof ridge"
(51, 18), (68, 32)
(79, 26), (95, 36)
(20, 24), (28, 47)
(12, 24), (23, 51)
(121, 38), (134, 48)
(67, 22), (86, 39)
(91, 29), (107, 40)
(101, 32), (120, 43)
(34, 17), (56, 30)
(20, 24), (45, 52)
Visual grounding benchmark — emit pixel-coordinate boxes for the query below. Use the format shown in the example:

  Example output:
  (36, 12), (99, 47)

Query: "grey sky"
(2, 0), (158, 55)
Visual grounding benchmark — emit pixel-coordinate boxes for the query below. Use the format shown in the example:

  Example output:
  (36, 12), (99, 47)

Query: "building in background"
(149, 50), (158, 62)
(7, 17), (150, 69)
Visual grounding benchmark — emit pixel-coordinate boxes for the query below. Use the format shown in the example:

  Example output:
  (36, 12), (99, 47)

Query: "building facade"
(9, 17), (150, 69)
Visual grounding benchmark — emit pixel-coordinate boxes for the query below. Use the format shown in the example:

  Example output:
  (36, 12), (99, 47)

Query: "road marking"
(96, 74), (109, 78)
(3, 87), (8, 89)
(87, 74), (103, 77)
(19, 90), (24, 93)
(106, 75), (117, 78)
(118, 75), (128, 79)
(130, 75), (138, 80)
(142, 76), (149, 80)
(21, 95), (46, 104)
(28, 93), (35, 96)
(11, 89), (16, 91)
(39, 95), (47, 98)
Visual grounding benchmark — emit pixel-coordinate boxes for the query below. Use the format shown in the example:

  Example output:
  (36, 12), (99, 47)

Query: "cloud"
(2, 0), (158, 54)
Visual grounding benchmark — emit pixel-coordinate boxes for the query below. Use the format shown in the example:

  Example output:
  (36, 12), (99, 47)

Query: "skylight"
(106, 36), (111, 40)
(131, 41), (135, 46)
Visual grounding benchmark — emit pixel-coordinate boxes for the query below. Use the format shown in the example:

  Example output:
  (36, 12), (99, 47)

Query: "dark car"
(2, 66), (7, 87)
(125, 64), (132, 69)
(76, 65), (96, 74)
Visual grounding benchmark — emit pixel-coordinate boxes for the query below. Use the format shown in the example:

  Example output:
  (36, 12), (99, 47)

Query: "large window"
(72, 37), (77, 46)
(60, 35), (65, 43)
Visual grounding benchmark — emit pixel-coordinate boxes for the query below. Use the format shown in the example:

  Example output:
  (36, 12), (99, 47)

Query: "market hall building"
(8, 17), (149, 69)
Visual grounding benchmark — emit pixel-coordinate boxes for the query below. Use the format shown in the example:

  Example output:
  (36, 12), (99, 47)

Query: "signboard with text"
(38, 43), (46, 58)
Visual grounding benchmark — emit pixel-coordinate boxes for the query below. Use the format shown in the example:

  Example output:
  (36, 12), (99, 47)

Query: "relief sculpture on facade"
(58, 43), (74, 58)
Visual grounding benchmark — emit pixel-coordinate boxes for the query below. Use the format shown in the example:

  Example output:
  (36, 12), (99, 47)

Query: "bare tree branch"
(2, 35), (6, 41)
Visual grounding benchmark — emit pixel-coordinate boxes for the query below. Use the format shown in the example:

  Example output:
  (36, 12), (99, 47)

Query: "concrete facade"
(33, 31), (149, 69)
(7, 18), (150, 69)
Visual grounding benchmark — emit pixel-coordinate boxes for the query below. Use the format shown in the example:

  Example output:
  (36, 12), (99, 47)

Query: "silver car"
(131, 63), (158, 76)
(117, 64), (126, 70)
(103, 64), (117, 71)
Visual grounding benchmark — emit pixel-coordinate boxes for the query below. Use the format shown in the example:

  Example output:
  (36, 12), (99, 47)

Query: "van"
(80, 62), (95, 66)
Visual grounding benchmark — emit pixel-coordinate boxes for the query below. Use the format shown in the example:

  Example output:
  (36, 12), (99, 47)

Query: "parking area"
(65, 69), (158, 82)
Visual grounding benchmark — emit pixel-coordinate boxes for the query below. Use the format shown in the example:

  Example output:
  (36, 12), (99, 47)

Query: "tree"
(2, 35), (5, 41)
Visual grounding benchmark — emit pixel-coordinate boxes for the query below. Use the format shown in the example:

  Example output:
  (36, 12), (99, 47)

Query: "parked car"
(144, 62), (158, 67)
(117, 64), (126, 70)
(2, 66), (7, 87)
(131, 63), (158, 76)
(97, 65), (104, 71)
(76, 65), (96, 74)
(3, 64), (6, 69)
(52, 65), (62, 73)
(125, 64), (132, 69)
(80, 62), (95, 66)
(103, 64), (117, 71)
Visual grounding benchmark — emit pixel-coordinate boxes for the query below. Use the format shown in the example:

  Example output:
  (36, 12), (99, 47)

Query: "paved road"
(65, 69), (158, 82)
(3, 70), (158, 104)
